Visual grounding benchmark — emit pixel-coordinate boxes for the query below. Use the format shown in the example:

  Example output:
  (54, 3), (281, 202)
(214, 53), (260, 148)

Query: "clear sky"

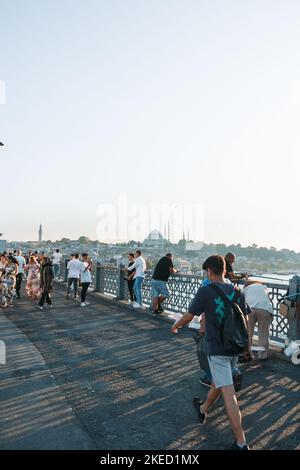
(1, 0), (300, 249)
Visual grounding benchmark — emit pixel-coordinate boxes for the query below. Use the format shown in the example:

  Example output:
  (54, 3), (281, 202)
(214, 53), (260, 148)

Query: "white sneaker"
(127, 300), (132, 304)
(85, 301), (90, 306)
(37, 306), (43, 310)
(80, 302), (86, 307)
(132, 302), (140, 308)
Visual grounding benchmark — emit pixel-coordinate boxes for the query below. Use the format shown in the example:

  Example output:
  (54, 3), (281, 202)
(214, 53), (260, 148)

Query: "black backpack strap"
(209, 284), (240, 306)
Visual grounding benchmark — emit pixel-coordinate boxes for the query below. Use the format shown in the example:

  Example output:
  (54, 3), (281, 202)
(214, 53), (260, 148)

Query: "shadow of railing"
(1, 287), (299, 450)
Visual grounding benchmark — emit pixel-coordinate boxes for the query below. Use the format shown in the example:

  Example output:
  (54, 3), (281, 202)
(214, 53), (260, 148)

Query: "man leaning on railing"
(225, 252), (248, 281)
(151, 253), (177, 315)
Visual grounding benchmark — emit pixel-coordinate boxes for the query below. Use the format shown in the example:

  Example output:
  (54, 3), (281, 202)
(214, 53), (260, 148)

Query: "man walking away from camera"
(52, 249), (63, 280)
(66, 254), (82, 299)
(15, 250), (26, 299)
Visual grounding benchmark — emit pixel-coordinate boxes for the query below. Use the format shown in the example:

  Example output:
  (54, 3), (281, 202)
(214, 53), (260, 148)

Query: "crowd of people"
(0, 249), (93, 309)
(0, 246), (279, 450)
(124, 251), (273, 362)
(124, 250), (277, 451)
(124, 250), (176, 313)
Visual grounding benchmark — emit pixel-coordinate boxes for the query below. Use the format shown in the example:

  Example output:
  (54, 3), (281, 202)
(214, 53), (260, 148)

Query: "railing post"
(64, 259), (68, 282)
(287, 275), (300, 341)
(116, 264), (126, 300)
(95, 262), (104, 293)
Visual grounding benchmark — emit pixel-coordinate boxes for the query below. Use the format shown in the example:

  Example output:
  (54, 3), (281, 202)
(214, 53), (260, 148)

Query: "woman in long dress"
(0, 253), (8, 307)
(2, 255), (18, 307)
(25, 256), (41, 299)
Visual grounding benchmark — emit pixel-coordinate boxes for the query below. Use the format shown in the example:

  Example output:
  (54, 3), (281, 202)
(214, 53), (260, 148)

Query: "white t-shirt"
(127, 256), (146, 278)
(243, 284), (274, 314)
(80, 261), (92, 283)
(67, 259), (83, 279)
(52, 252), (63, 265)
(16, 256), (26, 273)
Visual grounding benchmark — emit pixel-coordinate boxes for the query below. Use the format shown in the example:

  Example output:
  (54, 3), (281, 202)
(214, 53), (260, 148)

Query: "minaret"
(39, 224), (42, 242)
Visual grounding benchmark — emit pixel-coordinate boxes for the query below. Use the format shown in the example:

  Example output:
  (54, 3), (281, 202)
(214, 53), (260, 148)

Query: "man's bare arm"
(171, 312), (194, 332)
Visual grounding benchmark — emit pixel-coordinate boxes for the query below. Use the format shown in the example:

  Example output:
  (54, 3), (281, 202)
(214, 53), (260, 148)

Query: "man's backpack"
(209, 284), (249, 355)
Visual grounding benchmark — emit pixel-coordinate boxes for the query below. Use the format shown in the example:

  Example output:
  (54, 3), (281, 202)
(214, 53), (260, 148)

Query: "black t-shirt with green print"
(189, 282), (249, 356)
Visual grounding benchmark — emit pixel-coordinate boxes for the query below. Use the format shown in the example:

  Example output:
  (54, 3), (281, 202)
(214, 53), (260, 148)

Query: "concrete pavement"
(0, 285), (299, 450)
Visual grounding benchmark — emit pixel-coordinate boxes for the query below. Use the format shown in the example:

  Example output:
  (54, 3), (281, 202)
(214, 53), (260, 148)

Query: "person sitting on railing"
(225, 252), (248, 281)
(151, 253), (177, 315)
(243, 281), (274, 360)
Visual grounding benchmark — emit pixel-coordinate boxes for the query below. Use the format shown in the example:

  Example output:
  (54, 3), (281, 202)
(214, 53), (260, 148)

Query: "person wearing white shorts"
(208, 355), (239, 389)
(171, 255), (251, 450)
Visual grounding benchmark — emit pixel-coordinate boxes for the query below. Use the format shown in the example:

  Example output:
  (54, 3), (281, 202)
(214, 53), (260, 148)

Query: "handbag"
(279, 299), (296, 321)
(193, 333), (210, 372)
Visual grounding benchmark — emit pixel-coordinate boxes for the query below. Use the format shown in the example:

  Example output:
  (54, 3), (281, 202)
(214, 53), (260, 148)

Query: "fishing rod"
(235, 271), (291, 282)
(248, 274), (290, 282)
(279, 291), (300, 301)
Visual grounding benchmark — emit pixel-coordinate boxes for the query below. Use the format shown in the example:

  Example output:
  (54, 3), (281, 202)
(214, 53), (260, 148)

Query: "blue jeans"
(133, 276), (144, 304)
(53, 264), (60, 278)
(151, 279), (170, 298)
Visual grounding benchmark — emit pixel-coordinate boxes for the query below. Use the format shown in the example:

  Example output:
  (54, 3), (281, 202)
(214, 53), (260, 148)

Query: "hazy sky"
(1, 0), (300, 249)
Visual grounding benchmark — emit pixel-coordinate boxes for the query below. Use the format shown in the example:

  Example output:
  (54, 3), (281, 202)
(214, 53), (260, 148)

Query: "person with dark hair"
(126, 253), (136, 304)
(25, 251), (32, 265)
(127, 250), (146, 308)
(171, 255), (251, 450)
(151, 253), (176, 314)
(197, 275), (242, 390)
(224, 253), (247, 281)
(79, 253), (93, 307)
(52, 249), (63, 280)
(66, 254), (82, 299)
(15, 249), (26, 299)
(37, 257), (54, 310)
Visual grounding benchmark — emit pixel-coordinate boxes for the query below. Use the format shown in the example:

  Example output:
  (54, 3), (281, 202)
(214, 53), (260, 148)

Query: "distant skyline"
(1, 1), (300, 250)
(4, 227), (300, 254)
